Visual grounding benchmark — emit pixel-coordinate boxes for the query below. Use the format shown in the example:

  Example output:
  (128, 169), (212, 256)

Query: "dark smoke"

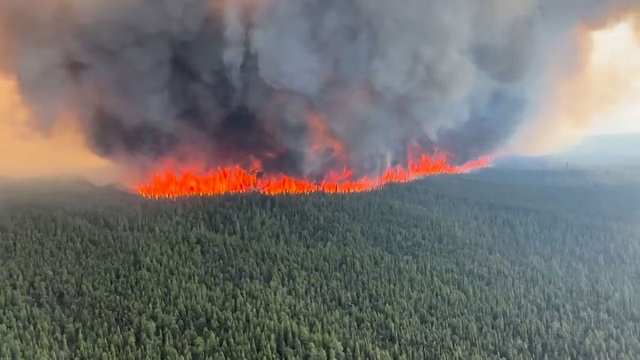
(0, 0), (637, 176)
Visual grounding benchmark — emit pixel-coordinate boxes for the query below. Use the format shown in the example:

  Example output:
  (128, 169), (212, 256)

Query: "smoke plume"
(0, 0), (638, 178)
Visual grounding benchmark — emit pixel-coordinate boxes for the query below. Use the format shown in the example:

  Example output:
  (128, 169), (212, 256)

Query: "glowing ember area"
(136, 154), (492, 198)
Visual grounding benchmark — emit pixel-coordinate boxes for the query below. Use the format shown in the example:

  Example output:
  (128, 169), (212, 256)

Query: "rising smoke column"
(0, 0), (638, 179)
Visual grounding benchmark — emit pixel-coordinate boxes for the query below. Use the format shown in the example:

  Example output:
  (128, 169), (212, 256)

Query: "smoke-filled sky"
(0, 72), (114, 180)
(587, 18), (640, 134)
(0, 0), (638, 180)
(513, 12), (640, 154)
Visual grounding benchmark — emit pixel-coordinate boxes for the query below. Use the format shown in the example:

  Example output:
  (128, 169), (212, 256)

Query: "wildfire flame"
(136, 152), (493, 198)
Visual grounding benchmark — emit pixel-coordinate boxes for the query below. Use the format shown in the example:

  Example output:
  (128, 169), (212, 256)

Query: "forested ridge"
(0, 170), (639, 359)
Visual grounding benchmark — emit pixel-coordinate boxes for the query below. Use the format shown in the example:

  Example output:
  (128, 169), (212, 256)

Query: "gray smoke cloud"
(0, 0), (637, 177)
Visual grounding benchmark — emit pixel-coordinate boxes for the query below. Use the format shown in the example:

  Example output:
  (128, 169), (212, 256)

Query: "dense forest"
(0, 169), (639, 359)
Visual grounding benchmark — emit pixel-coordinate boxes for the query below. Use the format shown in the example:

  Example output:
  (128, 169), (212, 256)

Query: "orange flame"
(135, 152), (493, 198)
(307, 111), (347, 162)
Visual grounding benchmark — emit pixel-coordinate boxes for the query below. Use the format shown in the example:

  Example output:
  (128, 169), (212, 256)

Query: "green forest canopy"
(0, 169), (639, 359)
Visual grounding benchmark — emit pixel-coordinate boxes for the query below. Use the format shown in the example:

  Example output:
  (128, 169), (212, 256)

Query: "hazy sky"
(588, 19), (640, 135)
(512, 15), (640, 155)
(0, 73), (113, 180)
